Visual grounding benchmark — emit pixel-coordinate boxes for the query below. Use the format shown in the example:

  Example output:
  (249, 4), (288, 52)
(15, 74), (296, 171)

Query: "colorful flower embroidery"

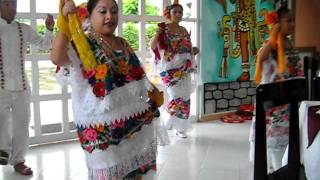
(265, 104), (290, 149)
(173, 71), (183, 78)
(82, 36), (146, 98)
(93, 82), (105, 97)
(84, 128), (98, 142)
(85, 146), (94, 153)
(99, 143), (109, 150)
(78, 132), (86, 144)
(77, 3), (89, 23)
(156, 23), (193, 63)
(160, 59), (195, 87)
(167, 98), (191, 119)
(131, 67), (145, 80)
(182, 38), (192, 49)
(166, 30), (192, 55)
(77, 108), (159, 153)
(95, 64), (109, 81)
(118, 59), (130, 75)
(96, 124), (105, 133)
(171, 40), (179, 50)
(82, 69), (96, 79)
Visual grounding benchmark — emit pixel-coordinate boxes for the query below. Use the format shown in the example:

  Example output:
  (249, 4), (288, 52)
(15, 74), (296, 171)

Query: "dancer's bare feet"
(14, 162), (33, 175)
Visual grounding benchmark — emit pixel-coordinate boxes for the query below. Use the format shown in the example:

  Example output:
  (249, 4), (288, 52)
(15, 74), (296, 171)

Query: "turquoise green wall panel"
(200, 0), (274, 84)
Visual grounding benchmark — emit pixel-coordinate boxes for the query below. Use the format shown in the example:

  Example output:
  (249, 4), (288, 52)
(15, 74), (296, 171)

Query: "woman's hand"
(192, 47), (199, 55)
(62, 0), (77, 17)
(148, 85), (164, 108)
(45, 14), (55, 31)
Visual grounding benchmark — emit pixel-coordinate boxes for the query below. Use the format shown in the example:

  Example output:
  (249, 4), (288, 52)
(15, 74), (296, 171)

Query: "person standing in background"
(150, 1), (199, 138)
(249, 6), (304, 173)
(0, 0), (54, 175)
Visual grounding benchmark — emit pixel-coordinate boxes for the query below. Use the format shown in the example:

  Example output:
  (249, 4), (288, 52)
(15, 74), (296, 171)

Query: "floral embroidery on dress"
(77, 108), (159, 153)
(155, 22), (193, 63)
(164, 29), (192, 62)
(81, 35), (146, 98)
(265, 104), (290, 149)
(167, 98), (190, 120)
(160, 59), (194, 87)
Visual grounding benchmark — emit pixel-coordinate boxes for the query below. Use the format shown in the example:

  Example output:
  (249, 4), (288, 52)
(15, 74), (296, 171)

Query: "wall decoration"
(217, 0), (228, 13)
(217, 0), (270, 81)
(200, 0), (274, 84)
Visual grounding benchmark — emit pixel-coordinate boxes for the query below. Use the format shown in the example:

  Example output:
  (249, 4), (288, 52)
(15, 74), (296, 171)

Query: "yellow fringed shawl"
(254, 28), (286, 84)
(57, 0), (97, 71)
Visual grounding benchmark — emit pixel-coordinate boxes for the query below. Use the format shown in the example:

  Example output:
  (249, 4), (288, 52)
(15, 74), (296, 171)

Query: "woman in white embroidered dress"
(249, 6), (304, 173)
(51, 0), (166, 179)
(150, 2), (199, 138)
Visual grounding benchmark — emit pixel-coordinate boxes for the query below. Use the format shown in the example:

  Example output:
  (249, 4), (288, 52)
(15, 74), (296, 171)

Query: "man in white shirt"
(0, 0), (54, 175)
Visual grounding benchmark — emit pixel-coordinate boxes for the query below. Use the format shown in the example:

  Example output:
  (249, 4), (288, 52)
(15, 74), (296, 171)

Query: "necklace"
(89, 30), (117, 51)
(0, 22), (26, 90)
(88, 30), (127, 62)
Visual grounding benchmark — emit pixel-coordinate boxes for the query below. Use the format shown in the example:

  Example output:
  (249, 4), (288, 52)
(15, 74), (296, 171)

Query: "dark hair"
(276, 6), (290, 19)
(87, 0), (118, 15)
(168, 4), (183, 12)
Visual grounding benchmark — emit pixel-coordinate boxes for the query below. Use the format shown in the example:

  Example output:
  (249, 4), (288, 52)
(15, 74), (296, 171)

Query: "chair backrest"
(313, 77), (320, 100)
(254, 78), (307, 180)
(304, 56), (320, 100)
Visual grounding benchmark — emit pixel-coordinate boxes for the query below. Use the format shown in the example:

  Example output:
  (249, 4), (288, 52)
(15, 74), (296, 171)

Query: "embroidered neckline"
(81, 32), (146, 98)
(88, 31), (127, 60)
(161, 23), (192, 56)
(0, 22), (26, 90)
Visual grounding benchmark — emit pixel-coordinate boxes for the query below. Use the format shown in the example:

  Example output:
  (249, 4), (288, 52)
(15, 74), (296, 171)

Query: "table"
(299, 101), (320, 180)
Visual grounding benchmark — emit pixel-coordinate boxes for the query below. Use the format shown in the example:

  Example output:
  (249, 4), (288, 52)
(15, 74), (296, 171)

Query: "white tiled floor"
(0, 120), (253, 180)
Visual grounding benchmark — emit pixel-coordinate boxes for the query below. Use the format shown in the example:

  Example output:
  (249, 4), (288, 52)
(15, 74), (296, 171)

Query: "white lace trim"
(153, 52), (196, 73)
(75, 100), (151, 128)
(64, 46), (154, 127)
(86, 122), (158, 179)
(88, 147), (156, 180)
(72, 78), (153, 127)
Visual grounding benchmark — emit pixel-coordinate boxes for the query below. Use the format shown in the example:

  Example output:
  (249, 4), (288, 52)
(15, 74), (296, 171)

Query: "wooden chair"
(254, 78), (308, 180)
(304, 56), (320, 100)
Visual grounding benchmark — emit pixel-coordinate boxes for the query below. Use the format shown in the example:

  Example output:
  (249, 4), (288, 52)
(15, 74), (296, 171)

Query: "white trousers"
(267, 148), (286, 173)
(0, 89), (30, 165)
(164, 75), (193, 132)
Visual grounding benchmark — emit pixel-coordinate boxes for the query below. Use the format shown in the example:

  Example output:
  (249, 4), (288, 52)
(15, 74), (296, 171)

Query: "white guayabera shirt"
(0, 17), (53, 91)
